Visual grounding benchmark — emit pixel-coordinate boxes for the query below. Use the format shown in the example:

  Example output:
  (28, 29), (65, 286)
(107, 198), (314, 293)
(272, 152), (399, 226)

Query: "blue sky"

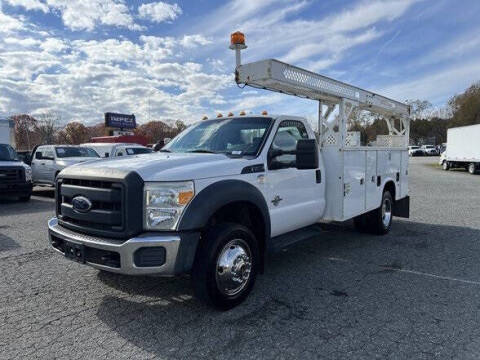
(0, 0), (479, 125)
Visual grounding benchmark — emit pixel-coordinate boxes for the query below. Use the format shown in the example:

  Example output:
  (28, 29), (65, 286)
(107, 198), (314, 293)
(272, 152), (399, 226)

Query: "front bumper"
(48, 217), (199, 276)
(0, 182), (32, 195)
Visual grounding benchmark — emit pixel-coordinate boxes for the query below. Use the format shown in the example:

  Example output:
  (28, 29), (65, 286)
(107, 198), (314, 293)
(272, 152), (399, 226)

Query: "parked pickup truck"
(0, 143), (33, 201)
(47, 33), (410, 309)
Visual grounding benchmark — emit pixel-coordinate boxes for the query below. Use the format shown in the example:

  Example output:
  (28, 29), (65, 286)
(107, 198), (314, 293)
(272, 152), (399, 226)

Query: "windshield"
(164, 117), (272, 156)
(126, 147), (152, 155)
(55, 147), (100, 158)
(0, 144), (18, 161)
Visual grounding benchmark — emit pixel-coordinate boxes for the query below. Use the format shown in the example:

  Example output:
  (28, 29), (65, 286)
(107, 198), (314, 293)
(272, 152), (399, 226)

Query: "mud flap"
(393, 196), (410, 218)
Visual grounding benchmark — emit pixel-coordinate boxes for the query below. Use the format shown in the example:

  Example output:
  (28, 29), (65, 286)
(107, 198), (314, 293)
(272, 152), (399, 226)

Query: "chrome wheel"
(215, 238), (252, 296)
(382, 196), (392, 228)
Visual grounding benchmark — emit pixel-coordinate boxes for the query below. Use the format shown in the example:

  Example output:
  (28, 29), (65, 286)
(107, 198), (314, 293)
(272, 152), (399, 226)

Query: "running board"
(267, 225), (323, 253)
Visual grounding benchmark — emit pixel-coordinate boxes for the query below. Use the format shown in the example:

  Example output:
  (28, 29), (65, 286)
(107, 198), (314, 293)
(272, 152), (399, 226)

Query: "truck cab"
(0, 143), (33, 201)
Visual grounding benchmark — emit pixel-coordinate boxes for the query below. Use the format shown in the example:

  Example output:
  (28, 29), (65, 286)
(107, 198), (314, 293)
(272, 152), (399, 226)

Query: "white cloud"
(0, 6), (24, 32)
(44, 0), (140, 31)
(40, 38), (67, 52)
(138, 1), (182, 23)
(5, 0), (48, 12)
(0, 28), (231, 123)
(179, 34), (212, 48)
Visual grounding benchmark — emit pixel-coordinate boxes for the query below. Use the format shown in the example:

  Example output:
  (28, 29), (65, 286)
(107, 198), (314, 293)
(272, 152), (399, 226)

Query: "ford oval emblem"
(72, 196), (92, 213)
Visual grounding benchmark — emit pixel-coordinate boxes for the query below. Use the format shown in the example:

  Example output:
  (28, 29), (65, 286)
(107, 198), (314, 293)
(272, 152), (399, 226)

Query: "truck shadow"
(0, 197), (55, 216)
(95, 219), (480, 358)
(0, 230), (20, 251)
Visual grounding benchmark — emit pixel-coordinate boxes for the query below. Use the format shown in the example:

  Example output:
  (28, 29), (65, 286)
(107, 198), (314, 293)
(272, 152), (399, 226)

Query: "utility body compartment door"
(365, 150), (380, 210)
(343, 151), (366, 219)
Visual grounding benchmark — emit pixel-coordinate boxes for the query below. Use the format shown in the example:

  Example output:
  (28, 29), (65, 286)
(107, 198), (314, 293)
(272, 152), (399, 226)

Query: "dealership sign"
(105, 112), (136, 129)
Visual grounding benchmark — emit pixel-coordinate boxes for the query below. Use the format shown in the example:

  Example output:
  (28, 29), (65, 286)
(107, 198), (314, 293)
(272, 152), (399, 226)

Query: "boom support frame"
(235, 59), (410, 149)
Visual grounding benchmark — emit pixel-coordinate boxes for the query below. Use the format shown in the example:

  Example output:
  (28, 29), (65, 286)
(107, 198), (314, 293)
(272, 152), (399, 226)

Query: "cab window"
(269, 120), (308, 169)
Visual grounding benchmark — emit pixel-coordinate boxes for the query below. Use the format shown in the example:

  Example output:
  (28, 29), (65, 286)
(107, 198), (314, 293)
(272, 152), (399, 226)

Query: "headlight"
(144, 181), (194, 230)
(25, 167), (32, 182)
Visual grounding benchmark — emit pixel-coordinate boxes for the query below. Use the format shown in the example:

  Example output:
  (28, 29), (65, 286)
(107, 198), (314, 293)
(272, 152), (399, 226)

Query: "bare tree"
(36, 112), (61, 144)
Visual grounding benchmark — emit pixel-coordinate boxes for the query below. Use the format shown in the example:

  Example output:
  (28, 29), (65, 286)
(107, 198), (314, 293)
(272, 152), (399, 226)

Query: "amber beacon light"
(229, 31), (247, 68)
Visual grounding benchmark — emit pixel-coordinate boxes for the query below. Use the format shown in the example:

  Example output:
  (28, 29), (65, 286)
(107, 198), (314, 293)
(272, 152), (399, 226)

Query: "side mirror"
(35, 152), (42, 160)
(23, 156), (31, 165)
(104, 153), (109, 157)
(295, 139), (318, 169)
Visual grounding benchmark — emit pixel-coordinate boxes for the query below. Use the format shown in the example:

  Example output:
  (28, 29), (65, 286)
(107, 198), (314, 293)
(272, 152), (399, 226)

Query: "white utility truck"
(47, 33), (410, 309)
(441, 124), (480, 174)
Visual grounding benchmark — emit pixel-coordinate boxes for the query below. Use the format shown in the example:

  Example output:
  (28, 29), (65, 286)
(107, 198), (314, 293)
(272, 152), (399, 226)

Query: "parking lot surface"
(1, 157), (479, 359)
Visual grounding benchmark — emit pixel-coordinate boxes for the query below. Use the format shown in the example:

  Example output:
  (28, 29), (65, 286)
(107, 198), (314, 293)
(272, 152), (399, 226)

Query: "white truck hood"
(0, 160), (30, 169)
(57, 157), (101, 166)
(70, 152), (253, 181)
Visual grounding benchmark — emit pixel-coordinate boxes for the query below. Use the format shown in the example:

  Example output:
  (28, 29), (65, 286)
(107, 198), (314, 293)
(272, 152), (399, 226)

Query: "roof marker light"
(239, 111), (246, 116)
(228, 112), (234, 117)
(202, 115), (208, 120)
(217, 113), (223, 118)
(261, 110), (268, 115)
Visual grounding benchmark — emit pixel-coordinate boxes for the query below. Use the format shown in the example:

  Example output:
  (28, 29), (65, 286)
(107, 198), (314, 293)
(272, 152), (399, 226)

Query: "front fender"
(177, 179), (271, 241)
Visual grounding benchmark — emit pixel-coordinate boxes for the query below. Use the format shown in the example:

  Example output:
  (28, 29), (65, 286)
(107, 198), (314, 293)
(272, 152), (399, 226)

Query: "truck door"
(31, 146), (46, 182)
(266, 120), (323, 237)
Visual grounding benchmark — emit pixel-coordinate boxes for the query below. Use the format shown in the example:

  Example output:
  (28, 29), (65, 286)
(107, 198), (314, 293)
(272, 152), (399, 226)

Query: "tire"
(192, 223), (259, 310)
(368, 191), (393, 235)
(442, 161), (449, 171)
(19, 194), (31, 202)
(468, 163), (476, 175)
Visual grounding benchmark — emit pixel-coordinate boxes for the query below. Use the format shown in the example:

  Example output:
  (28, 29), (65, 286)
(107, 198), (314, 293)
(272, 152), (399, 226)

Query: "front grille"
(0, 167), (24, 183)
(56, 171), (143, 239)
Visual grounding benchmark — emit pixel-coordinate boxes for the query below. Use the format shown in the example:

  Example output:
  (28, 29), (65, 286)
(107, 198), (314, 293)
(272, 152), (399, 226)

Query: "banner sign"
(105, 112), (136, 129)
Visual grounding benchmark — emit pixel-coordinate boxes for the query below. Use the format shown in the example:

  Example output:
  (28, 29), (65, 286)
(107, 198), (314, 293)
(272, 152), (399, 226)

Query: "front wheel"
(192, 223), (259, 310)
(442, 161), (449, 171)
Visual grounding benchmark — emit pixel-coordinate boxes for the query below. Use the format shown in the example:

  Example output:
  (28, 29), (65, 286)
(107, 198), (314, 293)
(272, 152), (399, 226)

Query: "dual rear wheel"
(354, 191), (393, 235)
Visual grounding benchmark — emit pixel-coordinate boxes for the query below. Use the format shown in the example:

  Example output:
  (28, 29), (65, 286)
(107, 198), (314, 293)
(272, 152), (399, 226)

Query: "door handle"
(41, 163), (45, 165)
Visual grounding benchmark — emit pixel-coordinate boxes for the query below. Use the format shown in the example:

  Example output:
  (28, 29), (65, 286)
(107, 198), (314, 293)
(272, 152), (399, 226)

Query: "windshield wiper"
(159, 149), (171, 152)
(188, 149), (216, 154)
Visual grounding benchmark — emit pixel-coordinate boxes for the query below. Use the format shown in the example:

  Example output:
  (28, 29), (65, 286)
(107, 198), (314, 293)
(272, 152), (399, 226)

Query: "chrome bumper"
(48, 217), (181, 275)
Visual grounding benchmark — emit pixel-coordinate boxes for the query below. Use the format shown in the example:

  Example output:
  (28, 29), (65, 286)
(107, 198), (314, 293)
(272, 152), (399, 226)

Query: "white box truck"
(441, 124), (480, 174)
(47, 32), (411, 309)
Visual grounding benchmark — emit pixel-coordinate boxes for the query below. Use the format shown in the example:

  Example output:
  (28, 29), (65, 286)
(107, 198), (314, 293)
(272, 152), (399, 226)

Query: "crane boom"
(235, 59), (410, 118)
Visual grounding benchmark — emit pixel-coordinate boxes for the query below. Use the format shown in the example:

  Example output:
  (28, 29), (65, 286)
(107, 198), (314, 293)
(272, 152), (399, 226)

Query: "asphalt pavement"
(1, 157), (479, 359)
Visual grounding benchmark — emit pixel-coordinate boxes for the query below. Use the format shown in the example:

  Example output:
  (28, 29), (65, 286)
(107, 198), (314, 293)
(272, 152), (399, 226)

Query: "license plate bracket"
(64, 241), (85, 264)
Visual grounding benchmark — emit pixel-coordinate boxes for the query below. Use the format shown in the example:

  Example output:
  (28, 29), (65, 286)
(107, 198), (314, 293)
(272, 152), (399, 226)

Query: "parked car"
(408, 146), (424, 156)
(81, 143), (152, 158)
(31, 145), (100, 186)
(420, 145), (438, 156)
(0, 143), (32, 201)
